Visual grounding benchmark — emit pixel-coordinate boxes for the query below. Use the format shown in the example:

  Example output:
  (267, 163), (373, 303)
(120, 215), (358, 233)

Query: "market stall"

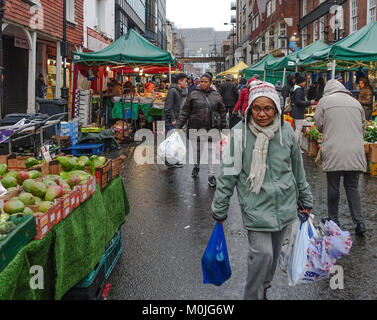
(72, 29), (178, 140)
(240, 54), (284, 83)
(219, 61), (249, 79)
(0, 150), (129, 300)
(265, 40), (329, 85)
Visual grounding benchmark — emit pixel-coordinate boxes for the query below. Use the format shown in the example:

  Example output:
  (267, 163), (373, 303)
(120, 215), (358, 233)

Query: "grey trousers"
(327, 171), (365, 225)
(244, 226), (288, 300)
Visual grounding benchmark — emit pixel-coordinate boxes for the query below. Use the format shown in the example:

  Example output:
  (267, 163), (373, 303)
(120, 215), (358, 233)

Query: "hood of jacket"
(293, 84), (301, 92)
(323, 79), (350, 97)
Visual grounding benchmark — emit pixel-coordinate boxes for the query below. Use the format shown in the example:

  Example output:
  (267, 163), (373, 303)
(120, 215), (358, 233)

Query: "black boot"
(355, 222), (366, 236)
(192, 167), (200, 178)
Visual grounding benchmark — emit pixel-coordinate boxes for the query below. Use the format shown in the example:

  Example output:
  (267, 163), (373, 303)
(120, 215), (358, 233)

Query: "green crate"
(0, 215), (36, 272)
(76, 255), (106, 288)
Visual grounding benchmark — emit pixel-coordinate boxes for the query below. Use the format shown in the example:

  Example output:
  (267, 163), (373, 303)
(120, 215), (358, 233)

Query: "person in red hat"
(233, 78), (256, 116)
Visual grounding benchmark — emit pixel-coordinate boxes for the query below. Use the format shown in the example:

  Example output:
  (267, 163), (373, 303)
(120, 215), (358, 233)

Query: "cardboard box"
(61, 193), (74, 219)
(366, 144), (377, 163)
(33, 212), (50, 240)
(368, 162), (377, 176)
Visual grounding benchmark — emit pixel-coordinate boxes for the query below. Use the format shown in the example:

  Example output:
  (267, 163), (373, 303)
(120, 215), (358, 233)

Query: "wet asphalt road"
(107, 144), (377, 300)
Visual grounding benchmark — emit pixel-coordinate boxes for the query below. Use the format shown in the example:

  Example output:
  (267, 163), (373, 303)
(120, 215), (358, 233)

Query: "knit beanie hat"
(243, 81), (283, 147)
(246, 81), (282, 116)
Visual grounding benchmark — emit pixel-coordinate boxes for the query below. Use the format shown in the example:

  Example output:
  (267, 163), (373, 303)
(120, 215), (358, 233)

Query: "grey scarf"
(247, 116), (281, 194)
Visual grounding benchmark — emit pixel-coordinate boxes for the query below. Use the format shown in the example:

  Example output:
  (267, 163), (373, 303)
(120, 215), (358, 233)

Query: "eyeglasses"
(251, 106), (276, 114)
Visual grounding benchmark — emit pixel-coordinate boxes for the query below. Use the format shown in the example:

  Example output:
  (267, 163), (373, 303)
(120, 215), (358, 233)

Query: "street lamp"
(224, 22), (236, 67)
(0, 0), (5, 118)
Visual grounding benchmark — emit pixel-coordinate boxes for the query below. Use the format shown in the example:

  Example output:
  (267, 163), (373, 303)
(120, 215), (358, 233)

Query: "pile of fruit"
(25, 157), (45, 169)
(0, 166), (42, 191)
(57, 155), (107, 175)
(1, 171), (91, 216)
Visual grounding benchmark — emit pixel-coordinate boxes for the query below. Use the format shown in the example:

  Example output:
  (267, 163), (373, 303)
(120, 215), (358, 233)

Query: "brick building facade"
(248, 0), (300, 64)
(299, 0), (376, 48)
(2, 0), (84, 115)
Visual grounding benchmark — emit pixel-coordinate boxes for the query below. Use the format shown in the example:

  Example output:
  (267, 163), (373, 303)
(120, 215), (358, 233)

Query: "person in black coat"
(219, 74), (239, 121)
(281, 73), (296, 108)
(315, 77), (325, 101)
(291, 75), (316, 144)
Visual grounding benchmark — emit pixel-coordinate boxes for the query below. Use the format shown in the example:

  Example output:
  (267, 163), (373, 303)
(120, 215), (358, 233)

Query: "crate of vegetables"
(7, 155), (49, 176)
(0, 214), (36, 272)
(84, 156), (112, 191)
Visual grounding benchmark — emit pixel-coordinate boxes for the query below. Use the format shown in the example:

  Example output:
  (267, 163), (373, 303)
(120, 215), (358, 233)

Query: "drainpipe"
(61, 0), (69, 109)
(0, 0), (5, 118)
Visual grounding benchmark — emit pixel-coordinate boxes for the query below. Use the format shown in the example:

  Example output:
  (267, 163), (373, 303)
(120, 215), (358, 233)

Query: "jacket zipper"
(267, 157), (281, 230)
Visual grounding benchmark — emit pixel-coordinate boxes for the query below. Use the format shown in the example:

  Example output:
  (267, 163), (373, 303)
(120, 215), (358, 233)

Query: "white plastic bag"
(157, 132), (186, 164)
(287, 216), (329, 286)
(279, 219), (300, 273)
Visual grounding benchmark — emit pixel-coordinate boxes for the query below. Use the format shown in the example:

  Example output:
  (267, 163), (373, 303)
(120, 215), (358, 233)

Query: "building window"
(319, 16), (325, 40)
(66, 0), (76, 23)
(367, 0), (376, 23)
(267, 1), (271, 17)
(350, 0), (358, 33)
(313, 20), (319, 41)
(302, 0), (307, 16)
(279, 23), (287, 48)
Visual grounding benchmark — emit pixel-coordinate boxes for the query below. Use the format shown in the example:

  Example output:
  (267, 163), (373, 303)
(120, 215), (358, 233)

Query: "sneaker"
(208, 176), (217, 187)
(355, 222), (366, 236)
(192, 167), (200, 178)
(173, 163), (184, 168)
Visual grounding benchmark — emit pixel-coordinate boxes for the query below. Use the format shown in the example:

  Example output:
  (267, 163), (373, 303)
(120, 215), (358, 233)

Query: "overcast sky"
(166, 0), (233, 31)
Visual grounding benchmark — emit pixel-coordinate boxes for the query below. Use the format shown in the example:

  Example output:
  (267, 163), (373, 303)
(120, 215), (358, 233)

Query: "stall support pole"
(169, 63), (172, 84)
(331, 60), (336, 79)
(282, 68), (286, 86)
(263, 69), (266, 81)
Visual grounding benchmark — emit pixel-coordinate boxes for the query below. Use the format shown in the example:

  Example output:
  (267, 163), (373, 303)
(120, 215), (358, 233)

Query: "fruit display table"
(0, 176), (130, 300)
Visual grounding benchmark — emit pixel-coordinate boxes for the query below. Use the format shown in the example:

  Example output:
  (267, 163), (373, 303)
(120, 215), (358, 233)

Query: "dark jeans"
(327, 171), (364, 225)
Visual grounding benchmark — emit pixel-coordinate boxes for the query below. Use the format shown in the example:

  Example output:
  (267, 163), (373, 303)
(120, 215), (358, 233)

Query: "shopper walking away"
(358, 77), (374, 121)
(291, 75), (316, 145)
(314, 80), (367, 235)
(212, 81), (313, 300)
(220, 74), (239, 122)
(315, 77), (325, 101)
(175, 73), (228, 187)
(307, 81), (318, 101)
(281, 73), (296, 109)
(233, 78), (256, 117)
(238, 77), (248, 94)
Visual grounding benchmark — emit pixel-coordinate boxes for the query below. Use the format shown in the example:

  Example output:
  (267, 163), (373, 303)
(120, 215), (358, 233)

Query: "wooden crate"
(111, 155), (126, 179)
(7, 154), (49, 175)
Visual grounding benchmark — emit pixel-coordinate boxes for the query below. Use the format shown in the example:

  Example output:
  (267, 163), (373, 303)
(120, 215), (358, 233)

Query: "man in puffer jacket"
(212, 80), (313, 300)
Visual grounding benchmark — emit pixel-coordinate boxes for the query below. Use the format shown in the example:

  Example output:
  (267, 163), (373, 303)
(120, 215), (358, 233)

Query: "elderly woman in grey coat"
(315, 79), (367, 235)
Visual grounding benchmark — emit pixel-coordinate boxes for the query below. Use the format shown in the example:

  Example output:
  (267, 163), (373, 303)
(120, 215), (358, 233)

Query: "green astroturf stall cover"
(0, 176), (129, 300)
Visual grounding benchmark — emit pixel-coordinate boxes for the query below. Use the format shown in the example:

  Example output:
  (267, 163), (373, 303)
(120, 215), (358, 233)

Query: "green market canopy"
(266, 40), (329, 71)
(240, 54), (284, 84)
(73, 29), (178, 67)
(299, 22), (377, 69)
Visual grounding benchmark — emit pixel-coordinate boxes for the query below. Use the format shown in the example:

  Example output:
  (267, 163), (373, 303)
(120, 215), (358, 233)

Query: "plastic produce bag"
(201, 223), (232, 286)
(287, 216), (329, 286)
(157, 132), (186, 164)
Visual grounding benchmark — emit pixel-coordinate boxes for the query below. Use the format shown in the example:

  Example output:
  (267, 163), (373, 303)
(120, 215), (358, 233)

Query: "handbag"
(201, 92), (222, 130)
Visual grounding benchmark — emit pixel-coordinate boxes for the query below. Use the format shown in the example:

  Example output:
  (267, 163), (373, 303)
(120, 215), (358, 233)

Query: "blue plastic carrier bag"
(201, 223), (232, 286)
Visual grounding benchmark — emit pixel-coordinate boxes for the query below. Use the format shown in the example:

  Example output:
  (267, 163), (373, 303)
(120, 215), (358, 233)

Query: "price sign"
(41, 145), (52, 163)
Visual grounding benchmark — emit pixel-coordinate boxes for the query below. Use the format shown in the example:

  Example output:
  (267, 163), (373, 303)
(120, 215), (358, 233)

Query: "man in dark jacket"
(220, 74), (239, 122)
(291, 75), (316, 145)
(175, 73), (228, 187)
(163, 73), (188, 168)
(281, 74), (296, 108)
